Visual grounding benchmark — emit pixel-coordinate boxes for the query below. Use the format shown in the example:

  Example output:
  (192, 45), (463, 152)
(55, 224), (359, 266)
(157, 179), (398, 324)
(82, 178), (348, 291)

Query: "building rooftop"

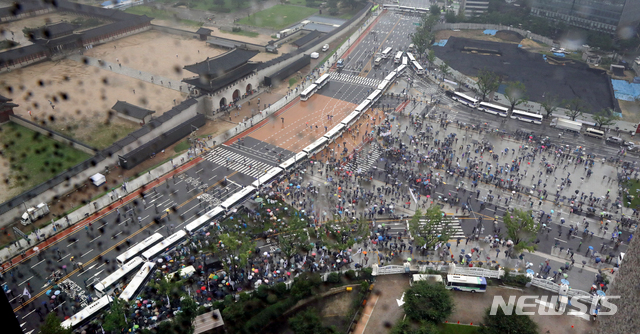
(111, 101), (155, 120)
(183, 49), (259, 77)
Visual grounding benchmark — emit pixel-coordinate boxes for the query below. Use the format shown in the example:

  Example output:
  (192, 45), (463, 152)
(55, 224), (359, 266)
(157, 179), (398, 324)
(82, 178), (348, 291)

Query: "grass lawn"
(288, 77), (298, 87)
(623, 179), (640, 208)
(226, 29), (259, 38)
(57, 121), (138, 150)
(0, 122), (92, 190)
(237, 5), (317, 30)
(438, 324), (480, 334)
(125, 6), (203, 27)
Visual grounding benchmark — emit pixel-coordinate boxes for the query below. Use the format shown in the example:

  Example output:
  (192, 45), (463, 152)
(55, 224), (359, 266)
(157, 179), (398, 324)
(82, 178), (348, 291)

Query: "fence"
(373, 263), (594, 303)
(432, 23), (557, 50)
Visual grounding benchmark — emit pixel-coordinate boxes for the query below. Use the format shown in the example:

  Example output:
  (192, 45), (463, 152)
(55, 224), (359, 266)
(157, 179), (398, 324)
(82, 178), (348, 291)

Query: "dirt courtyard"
(0, 58), (185, 146)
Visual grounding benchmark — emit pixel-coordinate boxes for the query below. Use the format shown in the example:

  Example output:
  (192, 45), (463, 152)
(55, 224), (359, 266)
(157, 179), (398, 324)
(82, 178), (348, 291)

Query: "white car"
(322, 44), (329, 52)
(310, 52), (319, 59)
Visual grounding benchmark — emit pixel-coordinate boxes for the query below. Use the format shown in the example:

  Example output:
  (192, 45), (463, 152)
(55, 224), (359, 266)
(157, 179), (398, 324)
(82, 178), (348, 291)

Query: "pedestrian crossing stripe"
(345, 147), (382, 173)
(229, 142), (280, 164)
(415, 219), (466, 239)
(205, 147), (271, 178)
(330, 72), (382, 88)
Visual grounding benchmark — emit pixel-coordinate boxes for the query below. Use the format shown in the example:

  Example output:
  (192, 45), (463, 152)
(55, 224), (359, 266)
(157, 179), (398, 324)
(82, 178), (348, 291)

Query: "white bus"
(324, 123), (346, 141)
(384, 71), (397, 82)
(220, 186), (256, 211)
(478, 102), (508, 117)
(550, 118), (583, 133)
(585, 127), (605, 139)
(410, 274), (443, 286)
(406, 52), (416, 62)
(416, 7), (429, 14)
(511, 109), (543, 124)
(341, 111), (361, 127)
(445, 275), (487, 293)
(396, 64), (407, 74)
(355, 99), (371, 114)
(377, 80), (390, 91)
(300, 84), (317, 101)
(184, 207), (225, 234)
(302, 137), (329, 156)
(394, 51), (403, 63)
(399, 6), (414, 12)
(141, 230), (188, 261)
(119, 262), (155, 302)
(451, 92), (479, 108)
(367, 89), (383, 104)
(381, 47), (393, 59)
(61, 295), (113, 329)
(116, 233), (164, 266)
(94, 257), (144, 296)
(314, 73), (330, 89)
(382, 4), (398, 9)
(252, 167), (283, 188)
(402, 56), (408, 66)
(411, 61), (425, 75)
(279, 152), (308, 170)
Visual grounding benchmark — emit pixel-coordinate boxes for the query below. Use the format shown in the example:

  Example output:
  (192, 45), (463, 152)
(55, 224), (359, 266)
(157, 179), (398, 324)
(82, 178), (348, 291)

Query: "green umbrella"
(407, 258), (412, 262)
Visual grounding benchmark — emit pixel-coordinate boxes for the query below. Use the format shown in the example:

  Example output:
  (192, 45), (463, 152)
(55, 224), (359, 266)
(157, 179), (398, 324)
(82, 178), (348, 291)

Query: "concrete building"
(461, 0), (489, 16)
(530, 0), (640, 34)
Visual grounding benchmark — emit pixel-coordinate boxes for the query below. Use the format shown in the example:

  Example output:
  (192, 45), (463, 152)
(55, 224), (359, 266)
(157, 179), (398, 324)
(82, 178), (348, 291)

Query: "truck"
(550, 118), (583, 133)
(21, 202), (49, 226)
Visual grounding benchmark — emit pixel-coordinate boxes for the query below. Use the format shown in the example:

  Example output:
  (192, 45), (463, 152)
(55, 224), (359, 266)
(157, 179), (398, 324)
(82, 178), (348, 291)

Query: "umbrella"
(596, 290), (606, 296)
(201, 286), (206, 291)
(561, 279), (570, 285)
(54, 290), (60, 295)
(407, 258), (412, 262)
(526, 269), (535, 275)
(46, 290), (52, 295)
(588, 246), (594, 250)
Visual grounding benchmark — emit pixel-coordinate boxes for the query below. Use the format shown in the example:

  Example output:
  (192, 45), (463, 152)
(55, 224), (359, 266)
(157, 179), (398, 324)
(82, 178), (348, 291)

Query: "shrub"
(232, 27), (241, 32)
(256, 284), (270, 299)
(266, 293), (278, 304)
(501, 269), (531, 287)
(239, 292), (251, 302)
(327, 272), (340, 283)
(361, 267), (373, 279)
(274, 282), (288, 297)
(217, 7), (231, 13)
(345, 270), (357, 280)
(360, 281), (370, 291)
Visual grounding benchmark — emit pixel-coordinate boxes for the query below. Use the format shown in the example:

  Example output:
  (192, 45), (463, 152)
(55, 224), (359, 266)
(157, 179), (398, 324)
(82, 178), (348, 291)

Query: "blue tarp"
(483, 29), (497, 35)
(633, 77), (640, 84)
(612, 79), (640, 101)
(518, 44), (522, 48)
(553, 53), (565, 57)
(432, 39), (448, 47)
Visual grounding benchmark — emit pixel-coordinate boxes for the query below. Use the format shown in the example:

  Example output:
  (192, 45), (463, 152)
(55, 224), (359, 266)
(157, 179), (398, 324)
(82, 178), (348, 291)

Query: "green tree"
(391, 319), (439, 334)
(439, 62), (451, 78)
(563, 98), (588, 121)
(540, 94), (559, 119)
(403, 281), (454, 323)
(479, 307), (539, 334)
(218, 231), (257, 275)
(426, 49), (436, 69)
(103, 298), (129, 333)
(429, 4), (440, 15)
(592, 109), (620, 129)
(408, 207), (454, 251)
(289, 308), (326, 334)
(40, 313), (72, 334)
(278, 216), (310, 261)
(504, 81), (527, 116)
(502, 208), (537, 253)
(444, 10), (457, 23)
(213, 0), (225, 7)
(327, 0), (339, 15)
(476, 68), (501, 101)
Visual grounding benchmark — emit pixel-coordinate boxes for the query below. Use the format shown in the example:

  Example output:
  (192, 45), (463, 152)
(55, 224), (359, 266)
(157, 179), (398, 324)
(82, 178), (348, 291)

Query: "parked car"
(606, 136), (624, 144)
(322, 44), (329, 52)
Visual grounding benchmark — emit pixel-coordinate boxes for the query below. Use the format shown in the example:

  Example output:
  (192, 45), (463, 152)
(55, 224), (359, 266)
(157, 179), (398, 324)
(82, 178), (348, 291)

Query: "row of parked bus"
(382, 4), (429, 13)
(446, 91), (544, 125)
(60, 63), (410, 330)
(300, 73), (331, 101)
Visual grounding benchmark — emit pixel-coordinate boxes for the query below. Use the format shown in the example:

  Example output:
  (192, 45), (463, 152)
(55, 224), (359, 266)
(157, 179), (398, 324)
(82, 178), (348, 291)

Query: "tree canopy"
(563, 98), (588, 121)
(408, 207), (453, 250)
(40, 313), (72, 334)
(403, 280), (454, 323)
(479, 307), (539, 334)
(504, 81), (527, 115)
(592, 109), (620, 129)
(503, 208), (537, 253)
(540, 94), (559, 119)
(476, 68), (501, 101)
(288, 308), (327, 334)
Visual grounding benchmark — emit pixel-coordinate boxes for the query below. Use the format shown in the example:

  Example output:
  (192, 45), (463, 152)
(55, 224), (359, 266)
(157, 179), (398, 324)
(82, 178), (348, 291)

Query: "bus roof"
(447, 275), (487, 284)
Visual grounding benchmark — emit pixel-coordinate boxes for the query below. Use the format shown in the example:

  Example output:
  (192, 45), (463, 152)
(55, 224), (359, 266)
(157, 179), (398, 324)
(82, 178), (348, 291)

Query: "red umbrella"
(201, 286), (206, 291)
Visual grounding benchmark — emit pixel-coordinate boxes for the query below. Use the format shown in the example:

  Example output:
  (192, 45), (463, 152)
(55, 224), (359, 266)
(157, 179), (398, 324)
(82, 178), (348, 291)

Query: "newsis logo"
(489, 295), (619, 316)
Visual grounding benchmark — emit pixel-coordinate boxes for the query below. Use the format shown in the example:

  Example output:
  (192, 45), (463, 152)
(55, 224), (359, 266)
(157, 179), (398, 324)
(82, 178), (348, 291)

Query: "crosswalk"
(345, 146), (381, 173)
(204, 146), (272, 178)
(414, 218), (466, 240)
(330, 72), (382, 88)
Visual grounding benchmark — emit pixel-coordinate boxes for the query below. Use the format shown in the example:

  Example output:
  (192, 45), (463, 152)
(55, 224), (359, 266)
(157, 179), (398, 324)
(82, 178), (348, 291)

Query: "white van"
(394, 51), (403, 64)
(408, 44), (415, 52)
(410, 274), (443, 286)
(322, 44), (329, 52)
(374, 57), (382, 66)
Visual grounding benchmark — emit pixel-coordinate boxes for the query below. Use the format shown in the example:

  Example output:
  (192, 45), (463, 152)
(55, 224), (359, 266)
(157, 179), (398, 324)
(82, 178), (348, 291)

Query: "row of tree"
(476, 68), (620, 126)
